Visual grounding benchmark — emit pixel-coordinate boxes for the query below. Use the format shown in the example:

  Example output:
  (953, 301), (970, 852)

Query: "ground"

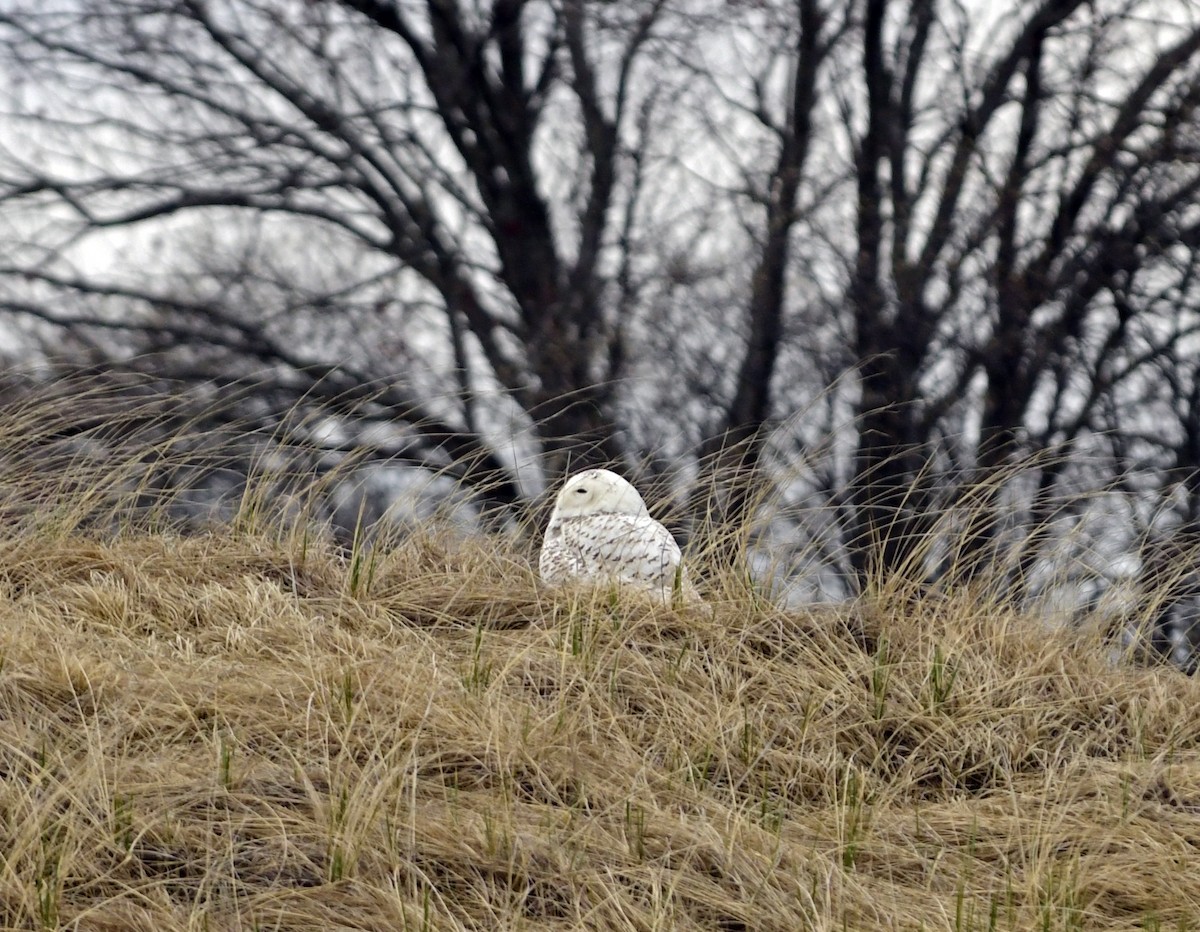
(0, 524), (1197, 930)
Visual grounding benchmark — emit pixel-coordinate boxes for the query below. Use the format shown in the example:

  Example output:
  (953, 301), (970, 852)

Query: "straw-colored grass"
(0, 376), (1192, 930)
(0, 520), (1197, 931)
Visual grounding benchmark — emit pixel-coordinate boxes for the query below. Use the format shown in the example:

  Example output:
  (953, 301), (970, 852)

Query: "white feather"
(539, 469), (700, 602)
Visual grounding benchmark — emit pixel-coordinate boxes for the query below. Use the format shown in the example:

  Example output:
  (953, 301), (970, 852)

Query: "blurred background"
(2, 0), (1200, 661)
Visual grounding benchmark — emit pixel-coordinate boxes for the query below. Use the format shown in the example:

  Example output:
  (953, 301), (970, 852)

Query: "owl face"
(550, 469), (649, 520)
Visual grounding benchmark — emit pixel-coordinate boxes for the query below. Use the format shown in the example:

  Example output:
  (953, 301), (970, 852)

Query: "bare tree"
(0, 0), (695, 503)
(825, 1), (1200, 586)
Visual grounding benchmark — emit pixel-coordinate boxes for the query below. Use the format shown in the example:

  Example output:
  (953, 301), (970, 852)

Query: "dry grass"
(0, 520), (1197, 932)
(0, 381), (1194, 930)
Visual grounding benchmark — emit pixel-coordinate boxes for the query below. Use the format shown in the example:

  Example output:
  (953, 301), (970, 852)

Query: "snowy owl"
(539, 468), (699, 602)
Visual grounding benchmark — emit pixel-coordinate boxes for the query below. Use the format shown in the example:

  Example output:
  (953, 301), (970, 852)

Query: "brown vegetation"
(0, 516), (1198, 930)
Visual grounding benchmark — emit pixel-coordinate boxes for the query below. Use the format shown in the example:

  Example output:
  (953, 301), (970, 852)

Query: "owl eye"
(574, 487), (588, 495)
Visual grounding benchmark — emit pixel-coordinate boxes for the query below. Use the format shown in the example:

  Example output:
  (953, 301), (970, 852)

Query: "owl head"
(549, 468), (649, 520)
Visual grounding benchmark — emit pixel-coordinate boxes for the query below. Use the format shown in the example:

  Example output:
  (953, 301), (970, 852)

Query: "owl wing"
(603, 515), (703, 602)
(586, 513), (682, 587)
(559, 514), (690, 592)
(541, 514), (701, 603)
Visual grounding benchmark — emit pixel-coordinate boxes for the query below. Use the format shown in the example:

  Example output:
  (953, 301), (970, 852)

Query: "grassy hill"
(0, 519), (1197, 931)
